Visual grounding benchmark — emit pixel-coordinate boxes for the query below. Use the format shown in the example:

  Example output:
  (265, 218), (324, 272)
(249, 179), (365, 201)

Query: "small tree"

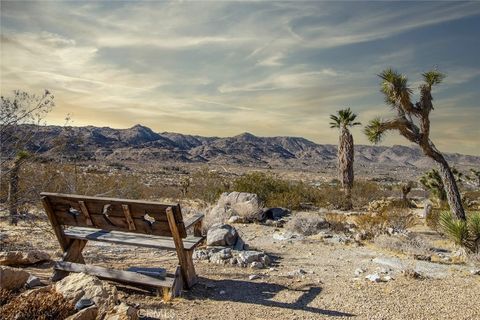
(329, 108), (361, 209)
(1, 90), (54, 224)
(364, 69), (466, 220)
(400, 181), (415, 207)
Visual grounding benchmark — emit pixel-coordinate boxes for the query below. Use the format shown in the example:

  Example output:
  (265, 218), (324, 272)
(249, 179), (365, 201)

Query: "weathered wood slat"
(63, 227), (203, 250)
(78, 201), (93, 226)
(54, 262), (175, 288)
(184, 213), (204, 229)
(122, 204), (136, 231)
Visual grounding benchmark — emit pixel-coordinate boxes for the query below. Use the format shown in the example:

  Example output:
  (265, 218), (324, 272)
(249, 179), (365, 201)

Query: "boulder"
(104, 303), (139, 320)
(66, 306), (98, 320)
(233, 236), (246, 251)
(0, 250), (51, 266)
(0, 266), (30, 290)
(212, 192), (264, 222)
(238, 251), (264, 264)
(55, 272), (117, 316)
(207, 224), (238, 247)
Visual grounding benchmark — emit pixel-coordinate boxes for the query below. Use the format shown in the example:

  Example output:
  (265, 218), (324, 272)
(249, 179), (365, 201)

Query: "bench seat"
(64, 226), (204, 251)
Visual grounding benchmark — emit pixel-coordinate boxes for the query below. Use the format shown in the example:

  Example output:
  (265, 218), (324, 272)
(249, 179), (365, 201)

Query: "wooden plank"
(63, 227), (203, 251)
(122, 204), (136, 231)
(52, 239), (87, 281)
(184, 213), (204, 229)
(166, 207), (196, 289)
(78, 201), (93, 226)
(41, 196), (69, 250)
(54, 261), (175, 289)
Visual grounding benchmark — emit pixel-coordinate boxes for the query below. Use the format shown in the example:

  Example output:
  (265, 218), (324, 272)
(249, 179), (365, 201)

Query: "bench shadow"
(183, 277), (355, 317)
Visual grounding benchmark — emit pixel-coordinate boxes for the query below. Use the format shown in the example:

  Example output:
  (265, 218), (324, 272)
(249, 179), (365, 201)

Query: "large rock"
(0, 266), (30, 290)
(66, 306), (98, 320)
(211, 192), (264, 222)
(104, 302), (139, 320)
(0, 250), (51, 266)
(207, 224), (238, 247)
(55, 272), (117, 316)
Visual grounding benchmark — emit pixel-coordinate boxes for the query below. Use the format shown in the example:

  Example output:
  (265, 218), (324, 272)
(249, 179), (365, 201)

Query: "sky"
(1, 1), (479, 155)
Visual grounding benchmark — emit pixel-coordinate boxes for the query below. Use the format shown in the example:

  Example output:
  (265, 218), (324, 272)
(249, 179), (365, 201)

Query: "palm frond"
(439, 211), (468, 246)
(364, 117), (384, 144)
(330, 108), (360, 128)
(422, 70), (445, 87)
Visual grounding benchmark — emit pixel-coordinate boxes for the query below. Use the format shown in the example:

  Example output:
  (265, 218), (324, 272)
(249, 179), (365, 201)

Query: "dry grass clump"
(324, 212), (351, 232)
(285, 212), (329, 236)
(355, 208), (417, 238)
(374, 233), (432, 256)
(0, 289), (13, 307)
(0, 288), (75, 320)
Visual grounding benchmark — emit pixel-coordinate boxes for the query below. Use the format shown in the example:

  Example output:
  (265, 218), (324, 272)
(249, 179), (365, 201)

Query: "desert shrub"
(324, 212), (351, 232)
(426, 208), (442, 231)
(439, 211), (480, 252)
(188, 168), (230, 203)
(355, 208), (416, 238)
(0, 288), (75, 320)
(351, 180), (391, 209)
(0, 289), (13, 307)
(233, 172), (322, 210)
(285, 212), (329, 236)
(374, 233), (432, 256)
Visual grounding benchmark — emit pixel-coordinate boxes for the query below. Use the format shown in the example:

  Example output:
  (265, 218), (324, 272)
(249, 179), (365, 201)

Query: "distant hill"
(4, 124), (480, 169)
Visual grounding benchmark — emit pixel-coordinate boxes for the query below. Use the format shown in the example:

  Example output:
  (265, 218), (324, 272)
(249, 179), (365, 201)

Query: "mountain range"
(7, 124), (480, 169)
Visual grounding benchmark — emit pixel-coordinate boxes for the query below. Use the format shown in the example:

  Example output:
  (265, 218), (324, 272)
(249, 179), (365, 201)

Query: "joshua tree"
(400, 181), (415, 207)
(329, 108), (361, 209)
(420, 169), (447, 203)
(365, 69), (466, 220)
(469, 169), (480, 188)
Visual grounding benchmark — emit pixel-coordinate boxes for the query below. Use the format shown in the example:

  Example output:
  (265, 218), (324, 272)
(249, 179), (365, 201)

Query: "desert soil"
(2, 219), (480, 320)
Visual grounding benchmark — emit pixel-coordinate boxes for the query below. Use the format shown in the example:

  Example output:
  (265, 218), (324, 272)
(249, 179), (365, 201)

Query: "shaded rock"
(260, 255), (271, 267)
(75, 298), (95, 310)
(264, 207), (290, 220)
(26, 275), (43, 288)
(0, 266), (30, 290)
(0, 250), (51, 266)
(192, 249), (211, 260)
(233, 236), (246, 251)
(55, 272), (117, 316)
(66, 306), (98, 320)
(470, 269), (480, 275)
(104, 302), (138, 320)
(207, 224), (238, 247)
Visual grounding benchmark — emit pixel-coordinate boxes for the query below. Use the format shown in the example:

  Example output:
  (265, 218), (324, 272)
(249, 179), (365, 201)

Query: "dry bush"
(0, 289), (13, 307)
(188, 168), (230, 203)
(351, 180), (391, 209)
(285, 212), (329, 236)
(324, 212), (351, 232)
(0, 288), (75, 320)
(355, 208), (417, 237)
(374, 233), (432, 256)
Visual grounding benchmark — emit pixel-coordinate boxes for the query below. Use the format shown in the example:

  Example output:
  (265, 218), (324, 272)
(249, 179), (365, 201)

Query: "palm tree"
(330, 108), (361, 209)
(364, 68), (466, 220)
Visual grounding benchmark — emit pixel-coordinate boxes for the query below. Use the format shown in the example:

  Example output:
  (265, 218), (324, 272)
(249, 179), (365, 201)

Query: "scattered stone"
(228, 215), (242, 224)
(287, 269), (307, 277)
(402, 269), (422, 279)
(26, 275), (43, 288)
(238, 251), (263, 264)
(0, 250), (51, 266)
(470, 269), (480, 275)
(207, 224), (239, 247)
(249, 274), (260, 280)
(0, 266), (30, 290)
(104, 302), (139, 320)
(365, 273), (382, 283)
(66, 306), (98, 320)
(219, 290), (226, 295)
(55, 272), (117, 316)
(354, 268), (365, 276)
(413, 254), (432, 261)
(354, 232), (366, 242)
(273, 231), (300, 241)
(229, 257), (237, 265)
(75, 298), (95, 310)
(250, 261), (264, 269)
(260, 255), (271, 267)
(383, 275), (393, 281)
(192, 249), (211, 261)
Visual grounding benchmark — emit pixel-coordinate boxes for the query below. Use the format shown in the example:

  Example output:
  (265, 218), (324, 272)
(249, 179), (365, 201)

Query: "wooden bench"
(40, 192), (204, 300)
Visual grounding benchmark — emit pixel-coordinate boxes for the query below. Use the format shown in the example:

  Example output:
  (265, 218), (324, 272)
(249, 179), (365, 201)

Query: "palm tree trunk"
(423, 144), (466, 220)
(338, 127), (354, 209)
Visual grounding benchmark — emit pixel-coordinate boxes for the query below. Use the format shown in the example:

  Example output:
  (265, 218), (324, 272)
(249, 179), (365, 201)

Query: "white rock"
(365, 273), (382, 282)
(250, 261), (264, 269)
(206, 224), (238, 247)
(249, 274), (260, 280)
(354, 268), (365, 276)
(228, 215), (242, 224)
(66, 306), (98, 320)
(471, 269), (480, 275)
(219, 290), (226, 295)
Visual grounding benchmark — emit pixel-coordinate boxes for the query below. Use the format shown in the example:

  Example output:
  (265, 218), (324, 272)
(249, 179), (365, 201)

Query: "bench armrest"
(184, 213), (204, 229)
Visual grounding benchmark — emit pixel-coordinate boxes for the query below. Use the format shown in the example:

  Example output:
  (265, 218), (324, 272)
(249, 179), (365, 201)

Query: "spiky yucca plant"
(440, 211), (480, 252)
(330, 108), (361, 209)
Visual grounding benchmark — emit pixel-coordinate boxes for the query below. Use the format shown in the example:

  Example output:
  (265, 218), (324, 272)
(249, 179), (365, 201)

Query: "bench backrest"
(40, 192), (187, 238)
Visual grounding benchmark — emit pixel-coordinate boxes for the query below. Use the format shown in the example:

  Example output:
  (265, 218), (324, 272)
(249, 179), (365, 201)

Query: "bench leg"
(52, 239), (88, 281)
(182, 249), (197, 289)
(158, 266), (183, 301)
